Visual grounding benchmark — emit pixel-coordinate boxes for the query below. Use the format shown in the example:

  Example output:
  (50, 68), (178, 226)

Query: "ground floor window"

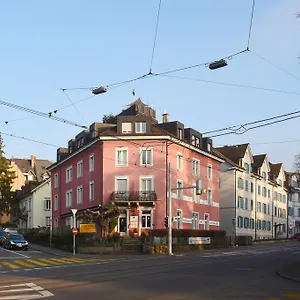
(192, 212), (199, 229)
(141, 210), (151, 228)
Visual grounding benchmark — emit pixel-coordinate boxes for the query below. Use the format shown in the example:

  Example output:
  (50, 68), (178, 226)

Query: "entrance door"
(119, 216), (127, 236)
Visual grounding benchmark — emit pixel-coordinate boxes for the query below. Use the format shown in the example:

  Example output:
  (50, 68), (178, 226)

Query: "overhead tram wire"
(149, 0), (162, 73)
(0, 100), (87, 129)
(203, 109), (300, 136)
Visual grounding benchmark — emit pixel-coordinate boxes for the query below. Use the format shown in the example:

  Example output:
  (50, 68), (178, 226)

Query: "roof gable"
(215, 143), (249, 165)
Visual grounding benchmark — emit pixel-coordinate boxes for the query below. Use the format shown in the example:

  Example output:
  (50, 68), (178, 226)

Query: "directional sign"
(72, 228), (78, 235)
(80, 224), (96, 233)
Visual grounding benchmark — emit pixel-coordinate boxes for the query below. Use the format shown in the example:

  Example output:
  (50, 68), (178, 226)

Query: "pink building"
(48, 99), (223, 235)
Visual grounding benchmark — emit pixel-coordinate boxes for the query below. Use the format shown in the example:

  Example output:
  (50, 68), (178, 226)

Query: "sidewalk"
(276, 263), (300, 283)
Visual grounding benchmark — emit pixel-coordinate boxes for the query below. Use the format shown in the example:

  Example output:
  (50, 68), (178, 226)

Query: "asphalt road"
(0, 243), (300, 299)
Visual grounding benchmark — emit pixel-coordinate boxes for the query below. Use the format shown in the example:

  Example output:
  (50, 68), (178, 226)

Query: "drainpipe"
(254, 177), (257, 241)
(233, 169), (237, 246)
(165, 141), (169, 219)
(286, 191), (289, 239)
(271, 185), (274, 238)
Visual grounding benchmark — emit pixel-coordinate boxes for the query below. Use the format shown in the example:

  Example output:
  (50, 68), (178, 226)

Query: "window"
(192, 159), (200, 176)
(54, 173), (58, 188)
(250, 200), (253, 210)
(54, 195), (58, 211)
(283, 195), (286, 203)
(238, 178), (244, 189)
(244, 163), (250, 174)
(245, 180), (249, 191)
(66, 167), (72, 183)
(122, 122), (132, 133)
(263, 203), (267, 214)
(207, 189), (212, 205)
(44, 198), (51, 210)
(178, 128), (183, 139)
(140, 177), (153, 192)
(77, 186), (83, 204)
(177, 180), (183, 199)
(250, 182), (254, 193)
(278, 179), (282, 186)
(141, 210), (151, 228)
(141, 148), (153, 166)
(245, 198), (248, 209)
(116, 178), (128, 192)
(135, 122), (146, 133)
(244, 217), (249, 228)
(66, 190), (72, 207)
(257, 185), (261, 195)
(268, 189), (270, 198)
(192, 184), (197, 201)
(89, 181), (94, 201)
(204, 213), (210, 230)
(89, 154), (94, 171)
(262, 220), (266, 230)
(28, 200), (32, 212)
(54, 218), (58, 228)
(46, 217), (51, 227)
(262, 171), (267, 181)
(177, 153), (183, 170)
(262, 187), (267, 197)
(177, 210), (183, 229)
(116, 148), (128, 166)
(207, 165), (212, 180)
(250, 218), (255, 229)
(192, 212), (199, 230)
(77, 160), (83, 178)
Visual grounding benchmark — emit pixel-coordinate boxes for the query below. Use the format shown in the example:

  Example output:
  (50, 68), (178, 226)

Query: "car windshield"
(9, 234), (24, 241)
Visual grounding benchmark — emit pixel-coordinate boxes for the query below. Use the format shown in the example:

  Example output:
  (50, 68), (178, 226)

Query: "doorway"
(119, 214), (127, 236)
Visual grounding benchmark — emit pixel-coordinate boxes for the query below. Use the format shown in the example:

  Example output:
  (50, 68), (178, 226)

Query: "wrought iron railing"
(110, 191), (157, 202)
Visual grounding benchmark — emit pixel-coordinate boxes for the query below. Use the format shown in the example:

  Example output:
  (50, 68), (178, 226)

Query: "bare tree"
(294, 153), (300, 172)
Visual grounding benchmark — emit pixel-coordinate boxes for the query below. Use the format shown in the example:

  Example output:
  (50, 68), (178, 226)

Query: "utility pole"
(167, 163), (173, 255)
(71, 209), (77, 256)
(49, 218), (52, 248)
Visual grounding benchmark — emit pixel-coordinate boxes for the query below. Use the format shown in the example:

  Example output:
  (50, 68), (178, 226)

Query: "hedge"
(149, 229), (226, 238)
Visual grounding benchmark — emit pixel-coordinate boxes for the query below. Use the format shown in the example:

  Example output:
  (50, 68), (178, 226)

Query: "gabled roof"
(269, 163), (282, 178)
(215, 144), (249, 165)
(212, 148), (241, 169)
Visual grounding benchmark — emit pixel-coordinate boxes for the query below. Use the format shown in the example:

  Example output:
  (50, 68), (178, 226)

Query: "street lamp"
(92, 86), (107, 95)
(71, 209), (77, 256)
(208, 59), (228, 70)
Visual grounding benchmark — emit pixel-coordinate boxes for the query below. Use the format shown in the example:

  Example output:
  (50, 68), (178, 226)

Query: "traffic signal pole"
(168, 163), (173, 255)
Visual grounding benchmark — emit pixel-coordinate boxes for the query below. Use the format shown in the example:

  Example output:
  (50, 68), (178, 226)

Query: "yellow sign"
(80, 223), (96, 233)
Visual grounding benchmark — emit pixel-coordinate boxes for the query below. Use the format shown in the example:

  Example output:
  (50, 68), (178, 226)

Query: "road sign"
(72, 228), (78, 235)
(289, 220), (295, 229)
(80, 224), (96, 233)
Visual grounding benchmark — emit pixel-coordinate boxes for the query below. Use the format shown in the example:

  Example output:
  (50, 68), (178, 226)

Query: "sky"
(0, 0), (299, 171)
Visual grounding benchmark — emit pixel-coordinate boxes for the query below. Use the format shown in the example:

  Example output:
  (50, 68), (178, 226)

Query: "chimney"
(31, 154), (36, 169)
(162, 111), (169, 123)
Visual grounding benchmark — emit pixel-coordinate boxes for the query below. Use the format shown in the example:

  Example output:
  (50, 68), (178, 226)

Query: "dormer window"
(122, 122), (132, 133)
(178, 128), (183, 139)
(135, 122), (146, 133)
(191, 135), (196, 146)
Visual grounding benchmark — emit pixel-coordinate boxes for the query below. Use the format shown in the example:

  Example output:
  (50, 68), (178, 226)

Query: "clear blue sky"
(0, 0), (299, 171)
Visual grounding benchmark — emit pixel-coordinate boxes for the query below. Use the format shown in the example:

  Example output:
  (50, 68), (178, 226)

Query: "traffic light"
(164, 216), (168, 228)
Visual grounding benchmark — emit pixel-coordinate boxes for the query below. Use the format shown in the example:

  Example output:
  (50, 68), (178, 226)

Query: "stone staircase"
(121, 237), (144, 254)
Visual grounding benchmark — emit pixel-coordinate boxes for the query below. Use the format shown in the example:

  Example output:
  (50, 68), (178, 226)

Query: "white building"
(215, 144), (288, 244)
(17, 178), (52, 229)
(286, 172), (300, 236)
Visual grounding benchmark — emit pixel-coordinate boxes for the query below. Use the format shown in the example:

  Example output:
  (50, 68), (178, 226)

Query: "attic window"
(178, 128), (183, 139)
(135, 122), (146, 133)
(122, 122), (132, 133)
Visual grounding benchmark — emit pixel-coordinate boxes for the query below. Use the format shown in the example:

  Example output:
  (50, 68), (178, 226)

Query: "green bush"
(149, 229), (226, 238)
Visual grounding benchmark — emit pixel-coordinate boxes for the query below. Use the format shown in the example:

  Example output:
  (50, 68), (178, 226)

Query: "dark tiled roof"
(215, 144), (249, 165)
(10, 157), (52, 182)
(212, 148), (240, 168)
(269, 162), (282, 178)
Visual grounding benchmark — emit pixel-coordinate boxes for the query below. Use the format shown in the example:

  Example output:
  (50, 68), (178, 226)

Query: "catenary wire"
(149, 0), (162, 73)
(247, 0), (256, 49)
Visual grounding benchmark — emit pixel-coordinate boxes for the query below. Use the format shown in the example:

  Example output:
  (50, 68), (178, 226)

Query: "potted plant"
(133, 228), (138, 237)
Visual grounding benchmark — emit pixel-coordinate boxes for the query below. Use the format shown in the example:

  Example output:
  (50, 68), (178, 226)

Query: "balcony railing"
(110, 191), (157, 202)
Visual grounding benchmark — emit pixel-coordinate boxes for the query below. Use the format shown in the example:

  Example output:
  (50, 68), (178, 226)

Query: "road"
(0, 243), (300, 299)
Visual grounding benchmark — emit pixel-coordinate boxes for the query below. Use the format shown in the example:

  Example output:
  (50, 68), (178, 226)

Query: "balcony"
(110, 191), (157, 204)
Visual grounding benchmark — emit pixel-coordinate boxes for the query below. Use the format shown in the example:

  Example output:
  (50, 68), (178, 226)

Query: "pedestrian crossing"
(0, 257), (117, 273)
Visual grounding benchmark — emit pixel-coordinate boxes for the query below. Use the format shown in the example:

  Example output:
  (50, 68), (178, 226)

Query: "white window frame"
(177, 152), (183, 171)
(140, 176), (154, 192)
(54, 195), (58, 211)
(192, 159), (200, 176)
(122, 122), (132, 133)
(176, 209), (183, 229)
(192, 212), (199, 230)
(89, 181), (94, 201)
(141, 210), (152, 229)
(177, 180), (183, 199)
(54, 173), (58, 188)
(135, 121), (147, 133)
(66, 189), (72, 207)
(140, 147), (153, 167)
(77, 185), (83, 204)
(46, 216), (51, 227)
(207, 188), (212, 205)
(115, 176), (129, 192)
(44, 198), (51, 210)
(77, 160), (83, 178)
(89, 154), (95, 172)
(66, 166), (72, 183)
(207, 164), (212, 180)
(204, 213), (210, 230)
(192, 184), (197, 201)
(116, 147), (128, 167)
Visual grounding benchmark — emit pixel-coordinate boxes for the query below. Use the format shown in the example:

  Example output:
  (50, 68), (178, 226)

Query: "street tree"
(102, 114), (116, 124)
(0, 135), (16, 215)
(78, 203), (120, 238)
(294, 153), (300, 172)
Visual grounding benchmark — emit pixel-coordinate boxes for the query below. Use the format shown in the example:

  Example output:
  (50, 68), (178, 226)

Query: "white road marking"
(0, 257), (27, 260)
(0, 248), (30, 259)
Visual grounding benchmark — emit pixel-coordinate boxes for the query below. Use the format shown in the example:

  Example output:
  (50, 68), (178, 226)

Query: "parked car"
(3, 228), (18, 234)
(0, 231), (6, 246)
(290, 233), (300, 240)
(4, 233), (29, 251)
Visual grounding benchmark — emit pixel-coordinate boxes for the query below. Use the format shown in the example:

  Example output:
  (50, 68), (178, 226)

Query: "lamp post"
(71, 209), (77, 256)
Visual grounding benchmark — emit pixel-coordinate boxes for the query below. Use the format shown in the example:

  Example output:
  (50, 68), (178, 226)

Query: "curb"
(276, 270), (300, 284)
(29, 245), (67, 257)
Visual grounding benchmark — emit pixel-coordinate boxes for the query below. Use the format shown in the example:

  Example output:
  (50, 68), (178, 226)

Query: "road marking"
(0, 248), (30, 259)
(13, 260), (35, 268)
(38, 259), (62, 265)
(0, 262), (20, 269)
(26, 259), (49, 267)
(49, 258), (74, 264)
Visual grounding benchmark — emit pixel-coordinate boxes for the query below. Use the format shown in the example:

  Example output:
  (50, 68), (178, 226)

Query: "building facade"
(216, 144), (288, 242)
(17, 178), (52, 229)
(49, 99), (223, 235)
